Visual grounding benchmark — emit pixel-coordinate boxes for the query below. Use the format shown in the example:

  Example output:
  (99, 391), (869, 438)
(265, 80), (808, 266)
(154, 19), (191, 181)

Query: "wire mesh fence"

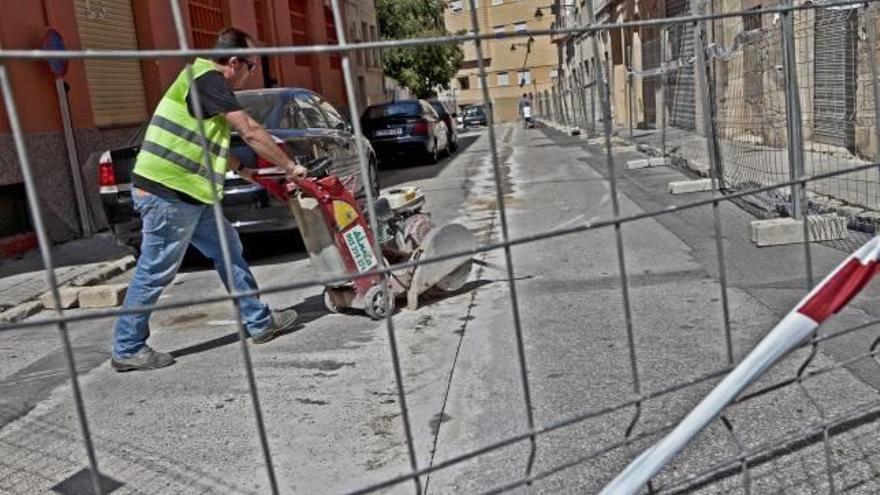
(2, 0), (880, 493)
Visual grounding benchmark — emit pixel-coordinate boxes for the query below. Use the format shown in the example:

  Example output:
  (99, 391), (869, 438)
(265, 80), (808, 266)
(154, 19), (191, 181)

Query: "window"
(315, 96), (348, 130)
(421, 101), (440, 120)
(319, 101), (347, 129)
(361, 22), (370, 67)
(370, 25), (379, 68)
(518, 70), (531, 86)
(351, 25), (362, 66)
(324, 6), (341, 70)
(457, 76), (470, 90)
(451, 0), (463, 12)
(514, 22), (527, 32)
(493, 25), (506, 35)
(365, 102), (420, 119)
(294, 93), (329, 128)
(497, 72), (509, 86)
(278, 101), (302, 129)
(289, 0), (310, 66)
(492, 0), (503, 4)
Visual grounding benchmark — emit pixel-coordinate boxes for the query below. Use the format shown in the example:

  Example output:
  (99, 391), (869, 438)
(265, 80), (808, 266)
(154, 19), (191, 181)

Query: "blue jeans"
(113, 189), (272, 358)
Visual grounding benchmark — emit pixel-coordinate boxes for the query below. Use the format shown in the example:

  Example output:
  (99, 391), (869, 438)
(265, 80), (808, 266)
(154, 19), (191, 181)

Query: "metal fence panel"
(2, 0), (880, 493)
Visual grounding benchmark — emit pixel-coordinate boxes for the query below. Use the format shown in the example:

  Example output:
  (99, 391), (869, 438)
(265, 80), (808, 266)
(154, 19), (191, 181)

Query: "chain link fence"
(3, 0), (880, 493)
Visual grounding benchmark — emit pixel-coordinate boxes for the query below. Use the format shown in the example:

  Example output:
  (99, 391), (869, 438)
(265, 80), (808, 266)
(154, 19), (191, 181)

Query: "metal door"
(813, 8), (857, 151)
(665, 0), (696, 130)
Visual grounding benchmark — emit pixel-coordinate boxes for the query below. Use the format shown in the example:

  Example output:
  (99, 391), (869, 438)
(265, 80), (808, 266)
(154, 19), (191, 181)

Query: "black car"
(462, 104), (488, 127)
(98, 88), (379, 256)
(428, 99), (459, 153)
(360, 99), (449, 165)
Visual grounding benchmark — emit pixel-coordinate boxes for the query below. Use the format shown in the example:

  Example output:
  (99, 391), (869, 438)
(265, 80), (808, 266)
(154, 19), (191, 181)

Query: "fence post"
(660, 28), (668, 157)
(693, 0), (723, 188)
(781, 0), (806, 218)
(627, 44), (634, 137)
(867, 7), (880, 163)
(580, 68), (590, 134)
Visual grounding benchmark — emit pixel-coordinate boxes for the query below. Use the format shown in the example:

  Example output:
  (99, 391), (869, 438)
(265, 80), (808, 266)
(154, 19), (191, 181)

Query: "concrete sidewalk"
(619, 126), (880, 225)
(0, 233), (133, 323)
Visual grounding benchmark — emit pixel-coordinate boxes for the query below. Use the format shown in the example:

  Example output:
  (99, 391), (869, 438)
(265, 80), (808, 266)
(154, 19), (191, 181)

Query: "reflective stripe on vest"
(133, 58), (231, 204)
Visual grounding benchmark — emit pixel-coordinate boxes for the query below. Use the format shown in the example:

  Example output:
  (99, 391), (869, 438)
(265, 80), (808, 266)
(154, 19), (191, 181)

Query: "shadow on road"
(377, 134), (481, 190)
(169, 293), (327, 359)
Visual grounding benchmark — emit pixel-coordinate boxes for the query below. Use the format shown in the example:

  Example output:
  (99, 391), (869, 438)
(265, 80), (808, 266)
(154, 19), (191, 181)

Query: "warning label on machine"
(343, 225), (377, 272)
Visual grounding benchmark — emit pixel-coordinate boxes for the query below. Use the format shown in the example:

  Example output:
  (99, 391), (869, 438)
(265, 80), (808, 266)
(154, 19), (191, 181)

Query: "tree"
(376, 0), (464, 99)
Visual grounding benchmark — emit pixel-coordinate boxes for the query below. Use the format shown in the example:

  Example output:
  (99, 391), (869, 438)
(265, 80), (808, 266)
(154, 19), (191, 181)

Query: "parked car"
(428, 99), (459, 153)
(462, 104), (488, 127)
(360, 99), (449, 165)
(98, 87), (379, 256)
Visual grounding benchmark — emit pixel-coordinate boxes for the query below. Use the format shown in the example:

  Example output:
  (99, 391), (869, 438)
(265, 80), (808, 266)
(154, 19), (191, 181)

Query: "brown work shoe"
(252, 309), (299, 344)
(112, 347), (175, 372)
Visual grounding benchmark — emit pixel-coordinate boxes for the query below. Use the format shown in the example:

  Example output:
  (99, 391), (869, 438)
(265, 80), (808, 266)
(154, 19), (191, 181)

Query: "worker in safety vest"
(112, 27), (308, 372)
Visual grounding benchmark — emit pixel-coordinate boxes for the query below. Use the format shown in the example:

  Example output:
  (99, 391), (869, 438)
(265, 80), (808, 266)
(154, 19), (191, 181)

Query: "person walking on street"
(519, 93), (534, 128)
(112, 27), (308, 372)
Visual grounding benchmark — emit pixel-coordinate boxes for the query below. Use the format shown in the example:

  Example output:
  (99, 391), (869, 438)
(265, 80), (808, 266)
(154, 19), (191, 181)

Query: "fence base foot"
(627, 158), (670, 170)
(667, 179), (716, 194)
(750, 215), (848, 247)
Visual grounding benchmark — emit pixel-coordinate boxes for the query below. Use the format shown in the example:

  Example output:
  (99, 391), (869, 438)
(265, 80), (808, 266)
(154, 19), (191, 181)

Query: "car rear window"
(237, 92), (287, 128)
(364, 102), (421, 119)
(429, 101), (448, 116)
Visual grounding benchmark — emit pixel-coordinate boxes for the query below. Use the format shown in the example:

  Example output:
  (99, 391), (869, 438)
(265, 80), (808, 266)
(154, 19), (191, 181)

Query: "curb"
(0, 255), (136, 325)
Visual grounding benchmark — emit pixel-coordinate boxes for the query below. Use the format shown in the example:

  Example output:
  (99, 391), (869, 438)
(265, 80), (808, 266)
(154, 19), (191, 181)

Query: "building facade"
(442, 0), (558, 123)
(553, 0), (879, 164)
(0, 0), (384, 244)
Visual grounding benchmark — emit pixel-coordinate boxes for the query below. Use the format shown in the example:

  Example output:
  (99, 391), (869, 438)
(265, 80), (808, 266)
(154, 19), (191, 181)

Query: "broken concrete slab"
(668, 179), (716, 194)
(70, 256), (136, 287)
(0, 301), (45, 324)
(39, 287), (83, 310)
(78, 284), (129, 308)
(750, 215), (848, 247)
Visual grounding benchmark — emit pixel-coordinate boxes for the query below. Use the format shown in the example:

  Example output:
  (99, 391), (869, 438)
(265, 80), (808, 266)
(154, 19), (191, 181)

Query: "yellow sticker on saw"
(333, 200), (358, 230)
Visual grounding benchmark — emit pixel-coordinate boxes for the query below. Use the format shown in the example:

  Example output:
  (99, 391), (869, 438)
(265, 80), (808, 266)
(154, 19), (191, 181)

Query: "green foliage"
(376, 0), (464, 99)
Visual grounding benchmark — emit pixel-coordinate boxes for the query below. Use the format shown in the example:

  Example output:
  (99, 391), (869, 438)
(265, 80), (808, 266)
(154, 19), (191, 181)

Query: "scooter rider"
(519, 93), (534, 128)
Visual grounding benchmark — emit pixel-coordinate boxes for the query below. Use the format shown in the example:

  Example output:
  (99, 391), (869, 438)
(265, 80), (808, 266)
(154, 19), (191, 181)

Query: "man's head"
(213, 27), (257, 89)
(522, 93), (528, 99)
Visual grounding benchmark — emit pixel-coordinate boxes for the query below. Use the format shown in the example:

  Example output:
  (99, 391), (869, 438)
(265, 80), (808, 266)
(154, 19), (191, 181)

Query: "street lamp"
(509, 36), (536, 53)
(511, 36), (536, 86)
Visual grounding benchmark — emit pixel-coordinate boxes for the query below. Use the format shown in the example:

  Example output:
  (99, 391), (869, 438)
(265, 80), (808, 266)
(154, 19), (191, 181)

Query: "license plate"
(375, 128), (402, 137)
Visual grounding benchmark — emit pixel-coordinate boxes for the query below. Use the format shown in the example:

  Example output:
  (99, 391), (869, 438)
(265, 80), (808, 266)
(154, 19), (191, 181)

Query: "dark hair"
(213, 27), (254, 64)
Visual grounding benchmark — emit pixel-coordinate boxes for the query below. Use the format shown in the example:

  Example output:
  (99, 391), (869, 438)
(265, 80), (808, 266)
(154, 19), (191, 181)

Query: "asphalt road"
(2, 124), (880, 494)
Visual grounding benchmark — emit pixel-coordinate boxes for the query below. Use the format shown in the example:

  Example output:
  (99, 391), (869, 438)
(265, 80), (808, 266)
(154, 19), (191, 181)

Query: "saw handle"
(304, 156), (332, 178)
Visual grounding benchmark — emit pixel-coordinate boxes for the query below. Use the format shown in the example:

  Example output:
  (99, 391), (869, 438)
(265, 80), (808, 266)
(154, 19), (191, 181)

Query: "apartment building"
(0, 0), (384, 245)
(443, 0), (558, 122)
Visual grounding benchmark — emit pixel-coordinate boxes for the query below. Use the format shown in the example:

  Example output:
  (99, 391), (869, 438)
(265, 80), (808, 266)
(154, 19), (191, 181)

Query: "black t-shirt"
(133, 70), (242, 204)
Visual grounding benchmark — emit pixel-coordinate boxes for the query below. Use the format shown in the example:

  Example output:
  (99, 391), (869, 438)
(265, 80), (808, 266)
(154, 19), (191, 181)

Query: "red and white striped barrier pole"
(600, 236), (880, 495)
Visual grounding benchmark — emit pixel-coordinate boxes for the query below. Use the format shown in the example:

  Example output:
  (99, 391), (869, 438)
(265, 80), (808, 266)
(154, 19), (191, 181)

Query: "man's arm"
(223, 109), (307, 181)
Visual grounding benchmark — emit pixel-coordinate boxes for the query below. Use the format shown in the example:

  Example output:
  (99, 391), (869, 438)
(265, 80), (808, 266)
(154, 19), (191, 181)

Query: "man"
(518, 93), (533, 128)
(518, 93), (532, 118)
(112, 27), (308, 372)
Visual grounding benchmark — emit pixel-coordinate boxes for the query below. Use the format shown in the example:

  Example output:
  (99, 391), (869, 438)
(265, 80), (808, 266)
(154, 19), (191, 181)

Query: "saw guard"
(406, 223), (476, 310)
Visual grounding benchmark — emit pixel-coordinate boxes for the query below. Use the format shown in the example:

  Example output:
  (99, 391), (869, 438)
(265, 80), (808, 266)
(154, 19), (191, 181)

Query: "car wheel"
(369, 155), (380, 197)
(127, 244), (141, 260)
(427, 141), (439, 165)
